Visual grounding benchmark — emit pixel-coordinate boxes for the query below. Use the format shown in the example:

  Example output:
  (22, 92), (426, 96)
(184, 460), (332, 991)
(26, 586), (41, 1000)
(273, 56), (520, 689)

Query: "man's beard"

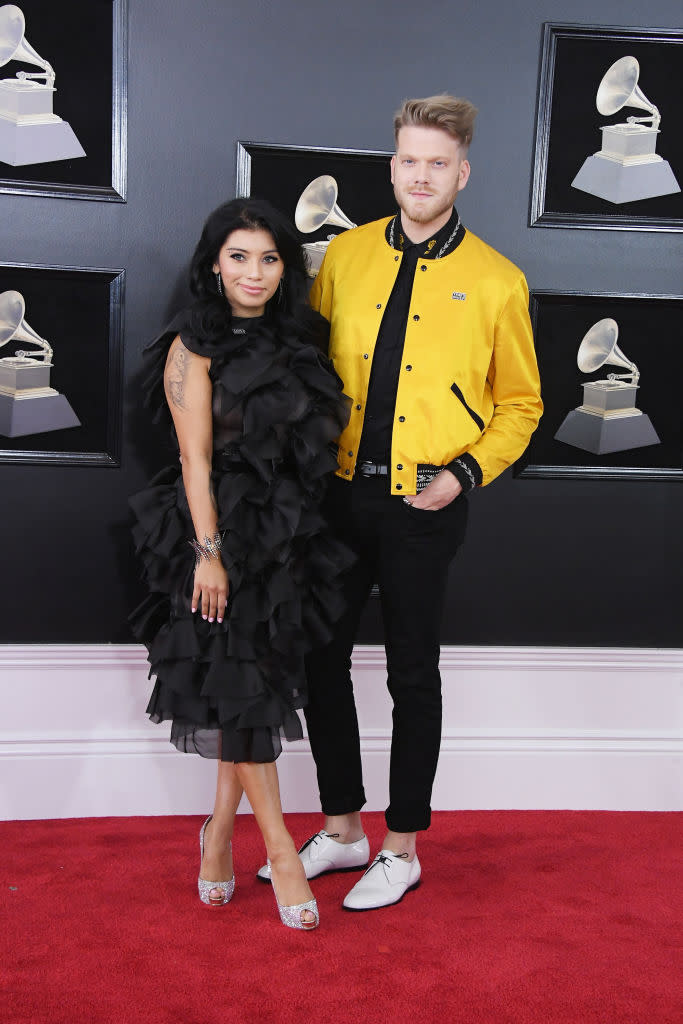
(394, 186), (456, 225)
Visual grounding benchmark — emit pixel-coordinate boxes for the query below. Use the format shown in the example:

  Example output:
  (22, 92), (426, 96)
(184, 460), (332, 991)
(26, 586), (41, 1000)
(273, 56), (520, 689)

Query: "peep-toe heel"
(267, 858), (319, 930)
(198, 815), (235, 906)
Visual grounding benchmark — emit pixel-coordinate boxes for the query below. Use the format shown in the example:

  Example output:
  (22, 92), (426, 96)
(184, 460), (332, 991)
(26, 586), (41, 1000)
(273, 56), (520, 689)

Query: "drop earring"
(277, 280), (284, 305)
(215, 272), (223, 296)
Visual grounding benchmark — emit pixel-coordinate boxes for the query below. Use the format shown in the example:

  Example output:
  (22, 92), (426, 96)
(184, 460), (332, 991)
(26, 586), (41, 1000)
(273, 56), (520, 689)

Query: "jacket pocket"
(450, 382), (484, 432)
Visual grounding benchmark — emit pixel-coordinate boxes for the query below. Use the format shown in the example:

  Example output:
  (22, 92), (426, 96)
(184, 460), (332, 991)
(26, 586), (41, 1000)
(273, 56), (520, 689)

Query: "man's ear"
(458, 159), (471, 191)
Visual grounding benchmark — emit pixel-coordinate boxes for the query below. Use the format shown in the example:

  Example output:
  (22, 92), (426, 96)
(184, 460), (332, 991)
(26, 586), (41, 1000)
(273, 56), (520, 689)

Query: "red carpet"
(1, 812), (680, 1023)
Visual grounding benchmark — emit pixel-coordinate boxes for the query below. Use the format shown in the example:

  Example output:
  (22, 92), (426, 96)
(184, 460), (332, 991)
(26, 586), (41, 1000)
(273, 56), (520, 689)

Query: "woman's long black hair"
(188, 198), (324, 345)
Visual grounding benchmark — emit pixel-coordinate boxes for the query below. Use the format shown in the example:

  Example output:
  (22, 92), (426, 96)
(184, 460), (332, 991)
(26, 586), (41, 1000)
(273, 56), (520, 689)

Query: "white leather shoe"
(256, 830), (370, 882)
(342, 850), (421, 910)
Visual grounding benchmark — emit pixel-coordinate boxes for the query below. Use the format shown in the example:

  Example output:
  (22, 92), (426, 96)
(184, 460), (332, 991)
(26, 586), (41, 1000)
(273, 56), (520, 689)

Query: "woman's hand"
(192, 558), (229, 623)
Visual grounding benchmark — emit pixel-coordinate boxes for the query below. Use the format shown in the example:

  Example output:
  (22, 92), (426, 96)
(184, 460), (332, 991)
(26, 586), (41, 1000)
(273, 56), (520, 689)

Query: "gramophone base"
(302, 241), (330, 278)
(0, 116), (86, 167)
(555, 408), (660, 455)
(0, 392), (81, 438)
(571, 154), (680, 204)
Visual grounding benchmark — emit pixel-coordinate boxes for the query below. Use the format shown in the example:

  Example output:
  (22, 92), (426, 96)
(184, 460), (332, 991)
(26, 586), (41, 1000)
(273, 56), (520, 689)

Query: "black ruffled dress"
(129, 307), (352, 763)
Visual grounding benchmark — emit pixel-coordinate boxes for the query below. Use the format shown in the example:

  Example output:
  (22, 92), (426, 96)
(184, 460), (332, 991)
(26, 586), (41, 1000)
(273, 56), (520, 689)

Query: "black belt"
(357, 460), (388, 477)
(356, 460), (443, 489)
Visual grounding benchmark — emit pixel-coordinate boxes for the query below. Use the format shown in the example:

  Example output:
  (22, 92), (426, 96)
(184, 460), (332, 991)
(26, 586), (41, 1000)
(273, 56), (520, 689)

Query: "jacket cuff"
(445, 453), (482, 493)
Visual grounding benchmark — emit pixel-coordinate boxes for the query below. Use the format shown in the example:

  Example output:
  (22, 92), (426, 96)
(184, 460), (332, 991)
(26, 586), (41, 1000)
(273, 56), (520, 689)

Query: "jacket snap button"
(356, 404), (361, 410)
(363, 353), (369, 359)
(394, 255), (399, 261)
(396, 483), (403, 490)
(347, 451), (353, 457)
(405, 364), (412, 371)
(376, 303), (382, 309)
(345, 469), (350, 475)
(413, 314), (420, 321)
(397, 464), (403, 470)
(420, 265), (427, 271)
(398, 415), (406, 422)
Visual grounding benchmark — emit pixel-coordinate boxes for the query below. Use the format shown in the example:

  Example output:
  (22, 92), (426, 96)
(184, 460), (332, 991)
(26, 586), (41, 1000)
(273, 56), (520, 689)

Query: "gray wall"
(2, 0), (682, 643)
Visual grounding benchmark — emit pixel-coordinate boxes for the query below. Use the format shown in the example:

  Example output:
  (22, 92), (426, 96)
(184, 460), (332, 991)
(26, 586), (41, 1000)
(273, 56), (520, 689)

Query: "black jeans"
(304, 474), (468, 833)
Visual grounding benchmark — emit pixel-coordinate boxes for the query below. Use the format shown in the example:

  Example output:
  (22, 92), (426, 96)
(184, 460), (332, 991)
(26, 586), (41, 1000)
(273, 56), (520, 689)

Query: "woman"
(130, 198), (351, 930)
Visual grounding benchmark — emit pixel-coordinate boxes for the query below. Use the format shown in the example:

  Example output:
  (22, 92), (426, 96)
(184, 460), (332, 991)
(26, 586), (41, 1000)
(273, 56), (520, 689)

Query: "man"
(259, 94), (543, 909)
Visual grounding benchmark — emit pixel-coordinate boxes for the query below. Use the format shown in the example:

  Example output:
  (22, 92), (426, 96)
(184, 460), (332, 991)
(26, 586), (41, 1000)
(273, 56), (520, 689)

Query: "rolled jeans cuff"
(320, 788), (367, 818)
(385, 803), (432, 834)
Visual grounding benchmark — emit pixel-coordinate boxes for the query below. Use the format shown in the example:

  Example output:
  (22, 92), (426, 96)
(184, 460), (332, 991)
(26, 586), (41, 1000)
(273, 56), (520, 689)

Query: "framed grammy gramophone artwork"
(0, 261), (124, 465)
(530, 23), (683, 231)
(0, 0), (127, 201)
(515, 290), (683, 480)
(236, 142), (395, 276)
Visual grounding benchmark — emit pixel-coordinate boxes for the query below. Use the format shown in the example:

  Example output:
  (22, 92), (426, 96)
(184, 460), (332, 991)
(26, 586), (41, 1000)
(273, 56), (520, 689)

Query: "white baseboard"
(1, 644), (681, 819)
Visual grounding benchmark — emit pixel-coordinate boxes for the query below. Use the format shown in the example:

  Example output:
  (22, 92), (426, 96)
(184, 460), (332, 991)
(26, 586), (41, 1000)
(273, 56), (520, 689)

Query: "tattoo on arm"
(166, 345), (190, 410)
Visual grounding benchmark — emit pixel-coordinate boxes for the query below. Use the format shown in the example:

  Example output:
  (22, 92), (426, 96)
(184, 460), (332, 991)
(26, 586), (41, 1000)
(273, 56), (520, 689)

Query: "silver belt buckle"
(359, 461), (387, 477)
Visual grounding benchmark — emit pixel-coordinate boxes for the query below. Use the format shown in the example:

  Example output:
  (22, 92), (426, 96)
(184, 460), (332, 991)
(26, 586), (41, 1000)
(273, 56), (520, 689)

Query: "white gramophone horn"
(596, 56), (660, 130)
(577, 318), (638, 384)
(0, 5), (54, 85)
(295, 175), (357, 234)
(0, 289), (52, 361)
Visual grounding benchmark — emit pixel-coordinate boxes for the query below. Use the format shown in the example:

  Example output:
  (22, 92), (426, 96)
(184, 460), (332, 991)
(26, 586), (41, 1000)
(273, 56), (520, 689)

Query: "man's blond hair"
(394, 94), (478, 151)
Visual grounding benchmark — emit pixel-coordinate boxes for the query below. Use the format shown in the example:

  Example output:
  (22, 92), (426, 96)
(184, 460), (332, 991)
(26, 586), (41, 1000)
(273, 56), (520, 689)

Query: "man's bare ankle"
(382, 831), (417, 860)
(324, 817), (364, 844)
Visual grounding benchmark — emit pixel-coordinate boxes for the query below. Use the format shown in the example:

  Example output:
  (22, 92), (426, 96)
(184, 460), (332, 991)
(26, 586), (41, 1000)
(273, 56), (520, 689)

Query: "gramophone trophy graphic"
(0, 4), (85, 166)
(554, 318), (660, 455)
(0, 289), (80, 437)
(295, 175), (356, 276)
(571, 55), (680, 205)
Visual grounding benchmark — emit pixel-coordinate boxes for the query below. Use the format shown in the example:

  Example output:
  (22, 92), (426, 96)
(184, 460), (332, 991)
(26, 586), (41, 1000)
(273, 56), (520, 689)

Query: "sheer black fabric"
(129, 308), (353, 763)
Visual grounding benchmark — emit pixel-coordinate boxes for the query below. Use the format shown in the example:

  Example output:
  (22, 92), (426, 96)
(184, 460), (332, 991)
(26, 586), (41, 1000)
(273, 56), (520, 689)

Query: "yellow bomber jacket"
(310, 217), (543, 493)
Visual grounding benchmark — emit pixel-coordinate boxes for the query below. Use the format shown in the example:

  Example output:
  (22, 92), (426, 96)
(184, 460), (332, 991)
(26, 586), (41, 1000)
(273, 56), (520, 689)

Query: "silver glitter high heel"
(267, 858), (319, 930)
(198, 815), (235, 907)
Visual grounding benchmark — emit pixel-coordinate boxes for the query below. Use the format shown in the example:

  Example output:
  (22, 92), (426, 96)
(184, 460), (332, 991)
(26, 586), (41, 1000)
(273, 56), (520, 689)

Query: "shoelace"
(298, 831), (340, 854)
(364, 851), (409, 876)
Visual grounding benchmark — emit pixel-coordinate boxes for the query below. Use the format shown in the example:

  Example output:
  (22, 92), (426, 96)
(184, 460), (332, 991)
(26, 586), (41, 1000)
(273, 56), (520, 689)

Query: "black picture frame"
(515, 290), (683, 480)
(0, 0), (127, 202)
(0, 262), (125, 465)
(235, 141), (395, 240)
(530, 23), (683, 232)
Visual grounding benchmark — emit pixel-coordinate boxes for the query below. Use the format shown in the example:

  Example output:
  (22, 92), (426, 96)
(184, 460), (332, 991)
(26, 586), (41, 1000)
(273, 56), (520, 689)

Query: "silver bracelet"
(189, 532), (224, 569)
